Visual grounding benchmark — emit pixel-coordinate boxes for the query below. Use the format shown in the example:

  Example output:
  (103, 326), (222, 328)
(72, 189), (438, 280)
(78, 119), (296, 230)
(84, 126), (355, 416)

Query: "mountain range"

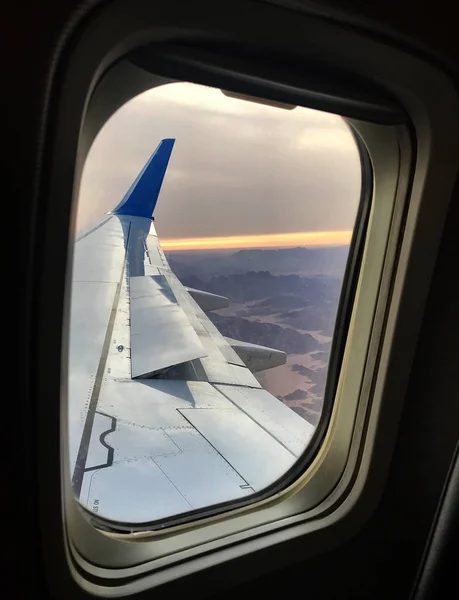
(166, 245), (350, 279)
(179, 270), (341, 339)
(168, 246), (347, 426)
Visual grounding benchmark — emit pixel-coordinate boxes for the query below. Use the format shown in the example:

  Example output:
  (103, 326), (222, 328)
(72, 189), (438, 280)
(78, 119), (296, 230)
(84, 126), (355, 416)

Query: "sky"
(77, 82), (362, 250)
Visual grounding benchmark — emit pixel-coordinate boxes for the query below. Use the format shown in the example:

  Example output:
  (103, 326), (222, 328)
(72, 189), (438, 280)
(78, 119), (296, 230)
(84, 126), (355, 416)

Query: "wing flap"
(129, 274), (208, 378)
(199, 357), (261, 387)
(158, 266), (247, 369)
(179, 407), (296, 489)
(185, 287), (229, 312)
(217, 385), (315, 456)
(226, 337), (287, 372)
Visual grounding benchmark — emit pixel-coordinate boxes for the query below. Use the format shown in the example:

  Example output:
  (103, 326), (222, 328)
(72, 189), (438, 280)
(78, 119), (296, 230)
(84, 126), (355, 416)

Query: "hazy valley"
(167, 246), (347, 426)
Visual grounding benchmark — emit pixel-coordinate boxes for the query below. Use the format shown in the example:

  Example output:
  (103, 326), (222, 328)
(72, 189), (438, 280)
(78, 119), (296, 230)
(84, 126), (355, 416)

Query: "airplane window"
(70, 82), (362, 529)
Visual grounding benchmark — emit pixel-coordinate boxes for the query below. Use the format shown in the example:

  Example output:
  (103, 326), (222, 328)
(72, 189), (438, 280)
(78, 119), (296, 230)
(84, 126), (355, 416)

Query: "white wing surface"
(69, 139), (315, 527)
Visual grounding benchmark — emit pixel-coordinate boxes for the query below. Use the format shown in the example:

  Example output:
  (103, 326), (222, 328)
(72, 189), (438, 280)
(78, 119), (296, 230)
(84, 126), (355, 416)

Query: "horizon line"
(161, 230), (353, 251)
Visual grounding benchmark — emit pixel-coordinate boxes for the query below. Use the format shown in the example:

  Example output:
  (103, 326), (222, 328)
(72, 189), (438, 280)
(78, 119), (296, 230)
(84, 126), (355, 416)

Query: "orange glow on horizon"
(161, 230), (352, 251)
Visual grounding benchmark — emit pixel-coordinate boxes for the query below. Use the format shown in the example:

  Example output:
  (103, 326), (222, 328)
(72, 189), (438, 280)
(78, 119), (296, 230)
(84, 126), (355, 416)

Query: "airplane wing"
(69, 138), (315, 527)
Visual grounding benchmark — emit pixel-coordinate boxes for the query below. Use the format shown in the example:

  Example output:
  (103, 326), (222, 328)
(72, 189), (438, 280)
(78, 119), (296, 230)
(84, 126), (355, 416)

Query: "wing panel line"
(72, 222), (131, 497)
(150, 457), (194, 510)
(177, 408), (253, 489)
(75, 216), (112, 243)
(214, 384), (297, 458)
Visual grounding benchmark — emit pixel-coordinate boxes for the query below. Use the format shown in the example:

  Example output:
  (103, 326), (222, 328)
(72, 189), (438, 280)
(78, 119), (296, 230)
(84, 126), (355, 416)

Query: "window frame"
(32, 0), (459, 596)
(67, 114), (409, 569)
(74, 81), (372, 535)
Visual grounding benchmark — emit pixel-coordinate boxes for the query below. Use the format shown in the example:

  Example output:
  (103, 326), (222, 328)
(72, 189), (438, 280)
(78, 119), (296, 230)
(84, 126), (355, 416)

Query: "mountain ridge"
(166, 245), (350, 279)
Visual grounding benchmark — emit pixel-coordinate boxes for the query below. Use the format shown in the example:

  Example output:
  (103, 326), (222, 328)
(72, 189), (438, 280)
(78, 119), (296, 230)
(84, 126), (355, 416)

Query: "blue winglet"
(112, 138), (175, 218)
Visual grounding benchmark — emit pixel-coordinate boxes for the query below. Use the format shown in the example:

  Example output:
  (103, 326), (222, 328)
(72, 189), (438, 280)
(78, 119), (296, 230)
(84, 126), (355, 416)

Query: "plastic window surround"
(76, 81), (371, 536)
(35, 0), (459, 596)
(68, 112), (408, 570)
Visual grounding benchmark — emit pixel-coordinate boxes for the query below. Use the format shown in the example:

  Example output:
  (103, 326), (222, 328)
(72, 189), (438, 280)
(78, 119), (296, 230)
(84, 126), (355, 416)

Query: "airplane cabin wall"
(8, 0), (459, 598)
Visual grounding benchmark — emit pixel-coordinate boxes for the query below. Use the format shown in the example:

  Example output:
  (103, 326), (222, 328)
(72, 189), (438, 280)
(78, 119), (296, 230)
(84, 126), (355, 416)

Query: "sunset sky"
(77, 82), (361, 251)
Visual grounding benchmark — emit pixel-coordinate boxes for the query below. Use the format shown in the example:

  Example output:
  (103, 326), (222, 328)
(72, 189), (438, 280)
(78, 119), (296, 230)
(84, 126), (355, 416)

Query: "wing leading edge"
(69, 139), (315, 526)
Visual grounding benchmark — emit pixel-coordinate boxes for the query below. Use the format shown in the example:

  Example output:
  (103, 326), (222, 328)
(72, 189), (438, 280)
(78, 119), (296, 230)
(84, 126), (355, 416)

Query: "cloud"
(162, 230), (353, 251)
(77, 82), (362, 240)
